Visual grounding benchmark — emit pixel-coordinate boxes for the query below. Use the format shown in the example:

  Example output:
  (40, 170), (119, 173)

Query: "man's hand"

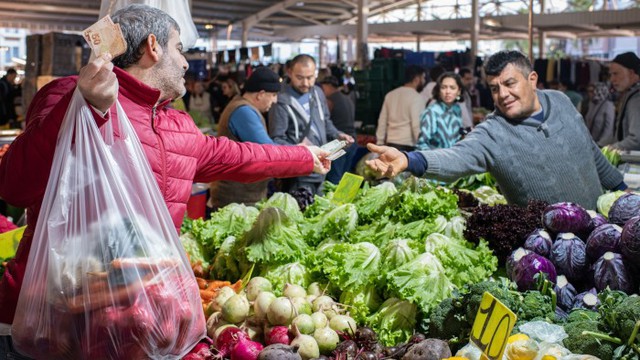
(77, 53), (118, 114)
(365, 143), (408, 178)
(337, 132), (355, 145)
(305, 145), (331, 175)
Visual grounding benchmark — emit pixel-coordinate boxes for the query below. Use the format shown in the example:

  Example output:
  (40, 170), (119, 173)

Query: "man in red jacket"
(0, 4), (328, 355)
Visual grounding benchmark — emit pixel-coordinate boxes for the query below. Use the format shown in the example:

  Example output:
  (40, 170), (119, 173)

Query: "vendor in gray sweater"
(366, 50), (626, 210)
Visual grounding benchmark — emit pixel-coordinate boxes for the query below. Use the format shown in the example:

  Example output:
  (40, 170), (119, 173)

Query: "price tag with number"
(332, 172), (363, 204)
(469, 292), (517, 360)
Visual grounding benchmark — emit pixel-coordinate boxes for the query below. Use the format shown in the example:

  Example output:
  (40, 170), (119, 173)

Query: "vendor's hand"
(337, 133), (354, 145)
(365, 143), (408, 178)
(77, 53), (118, 114)
(305, 145), (331, 175)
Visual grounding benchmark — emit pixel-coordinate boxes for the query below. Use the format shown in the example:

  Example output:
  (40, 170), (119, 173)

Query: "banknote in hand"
(83, 15), (127, 58)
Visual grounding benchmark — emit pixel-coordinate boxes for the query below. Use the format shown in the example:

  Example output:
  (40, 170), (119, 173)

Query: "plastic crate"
(40, 32), (91, 76)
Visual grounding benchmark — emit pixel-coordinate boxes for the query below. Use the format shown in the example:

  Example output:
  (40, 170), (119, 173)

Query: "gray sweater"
(418, 89), (623, 210)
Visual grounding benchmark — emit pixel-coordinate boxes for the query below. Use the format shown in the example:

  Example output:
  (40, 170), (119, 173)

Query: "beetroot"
(214, 326), (249, 359)
(231, 339), (264, 360)
(265, 326), (293, 345)
(183, 338), (214, 360)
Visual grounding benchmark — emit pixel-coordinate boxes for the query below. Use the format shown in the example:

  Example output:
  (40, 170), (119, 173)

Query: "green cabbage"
(386, 253), (454, 314)
(259, 192), (304, 222)
(241, 207), (309, 265)
(366, 297), (417, 346)
(597, 191), (626, 217)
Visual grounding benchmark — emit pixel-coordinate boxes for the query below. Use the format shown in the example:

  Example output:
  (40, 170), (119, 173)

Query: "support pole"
(470, 0), (479, 67)
(241, 21), (249, 47)
(527, 0), (534, 63)
(356, 0), (369, 69)
(538, 0), (546, 59)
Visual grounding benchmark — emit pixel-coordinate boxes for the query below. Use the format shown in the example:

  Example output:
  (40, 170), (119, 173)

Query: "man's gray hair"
(111, 4), (180, 69)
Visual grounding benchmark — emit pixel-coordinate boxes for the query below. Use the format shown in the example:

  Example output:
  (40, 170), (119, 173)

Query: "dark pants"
(0, 336), (32, 360)
(278, 178), (324, 196)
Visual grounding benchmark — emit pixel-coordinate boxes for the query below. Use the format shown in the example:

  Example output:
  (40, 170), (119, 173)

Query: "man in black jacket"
(0, 68), (20, 126)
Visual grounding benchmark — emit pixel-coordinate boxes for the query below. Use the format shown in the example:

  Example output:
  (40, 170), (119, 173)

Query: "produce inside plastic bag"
(11, 89), (204, 359)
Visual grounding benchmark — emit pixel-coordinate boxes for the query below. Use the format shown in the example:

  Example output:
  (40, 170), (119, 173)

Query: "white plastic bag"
(99, 0), (199, 49)
(11, 89), (205, 359)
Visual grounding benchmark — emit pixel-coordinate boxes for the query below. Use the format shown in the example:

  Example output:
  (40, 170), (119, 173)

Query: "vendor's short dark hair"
(484, 50), (532, 77)
(404, 65), (426, 84)
(289, 54), (316, 68)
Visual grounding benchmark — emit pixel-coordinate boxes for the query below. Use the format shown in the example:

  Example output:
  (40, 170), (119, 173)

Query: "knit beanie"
(244, 67), (281, 93)
(612, 52), (640, 75)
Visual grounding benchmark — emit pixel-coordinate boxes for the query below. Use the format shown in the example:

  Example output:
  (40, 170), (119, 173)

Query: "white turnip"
(310, 312), (327, 330)
(291, 296), (312, 315)
(313, 326), (339, 354)
(213, 286), (237, 312)
(246, 277), (273, 301)
(291, 314), (315, 335)
(254, 291), (276, 321)
(329, 315), (356, 334)
(283, 283), (307, 298)
(307, 282), (323, 297)
(290, 330), (320, 360)
(267, 297), (295, 326)
(206, 312), (230, 339)
(311, 295), (334, 312)
(222, 294), (251, 323)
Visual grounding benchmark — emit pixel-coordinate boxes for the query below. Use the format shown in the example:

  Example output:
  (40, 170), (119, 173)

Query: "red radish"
(265, 325), (292, 345)
(183, 339), (214, 360)
(214, 326), (249, 359)
(230, 339), (264, 360)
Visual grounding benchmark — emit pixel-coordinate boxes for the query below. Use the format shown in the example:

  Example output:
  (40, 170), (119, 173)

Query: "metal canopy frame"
(0, 0), (638, 42)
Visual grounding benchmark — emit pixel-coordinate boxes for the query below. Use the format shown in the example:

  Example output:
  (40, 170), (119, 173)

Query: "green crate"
(368, 66), (387, 80)
(353, 70), (369, 83)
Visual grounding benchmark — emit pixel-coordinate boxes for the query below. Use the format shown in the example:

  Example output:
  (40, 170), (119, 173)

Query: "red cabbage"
(592, 252), (634, 294)
(608, 193), (640, 226)
(620, 215), (640, 262)
(586, 224), (622, 262)
(573, 288), (600, 310)
(506, 248), (532, 280)
(554, 275), (577, 311)
(542, 202), (593, 238)
(550, 233), (588, 283)
(523, 228), (553, 257)
(510, 252), (557, 291)
(587, 210), (608, 228)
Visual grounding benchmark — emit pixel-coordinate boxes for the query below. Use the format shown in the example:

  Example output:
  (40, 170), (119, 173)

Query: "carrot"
(199, 289), (217, 302)
(196, 277), (208, 289)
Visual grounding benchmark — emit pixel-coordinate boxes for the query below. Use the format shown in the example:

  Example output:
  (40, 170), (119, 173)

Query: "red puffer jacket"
(0, 67), (313, 324)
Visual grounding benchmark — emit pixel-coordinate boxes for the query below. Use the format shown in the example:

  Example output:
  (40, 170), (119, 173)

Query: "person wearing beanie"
(607, 51), (640, 150)
(209, 66), (284, 209)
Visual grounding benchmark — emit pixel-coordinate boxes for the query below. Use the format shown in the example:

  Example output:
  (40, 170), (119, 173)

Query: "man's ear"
(144, 34), (161, 63)
(528, 71), (539, 87)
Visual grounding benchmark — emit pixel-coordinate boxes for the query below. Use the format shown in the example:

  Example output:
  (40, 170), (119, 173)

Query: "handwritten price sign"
(332, 172), (363, 204)
(469, 292), (517, 360)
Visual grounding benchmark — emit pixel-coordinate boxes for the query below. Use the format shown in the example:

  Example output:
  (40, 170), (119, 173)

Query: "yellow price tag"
(0, 226), (26, 259)
(332, 172), (364, 204)
(470, 292), (517, 360)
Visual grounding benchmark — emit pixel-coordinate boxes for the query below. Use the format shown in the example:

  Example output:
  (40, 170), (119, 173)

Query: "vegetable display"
(180, 183), (640, 360)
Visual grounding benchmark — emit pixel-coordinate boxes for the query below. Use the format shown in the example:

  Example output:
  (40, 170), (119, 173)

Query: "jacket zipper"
(151, 106), (168, 196)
